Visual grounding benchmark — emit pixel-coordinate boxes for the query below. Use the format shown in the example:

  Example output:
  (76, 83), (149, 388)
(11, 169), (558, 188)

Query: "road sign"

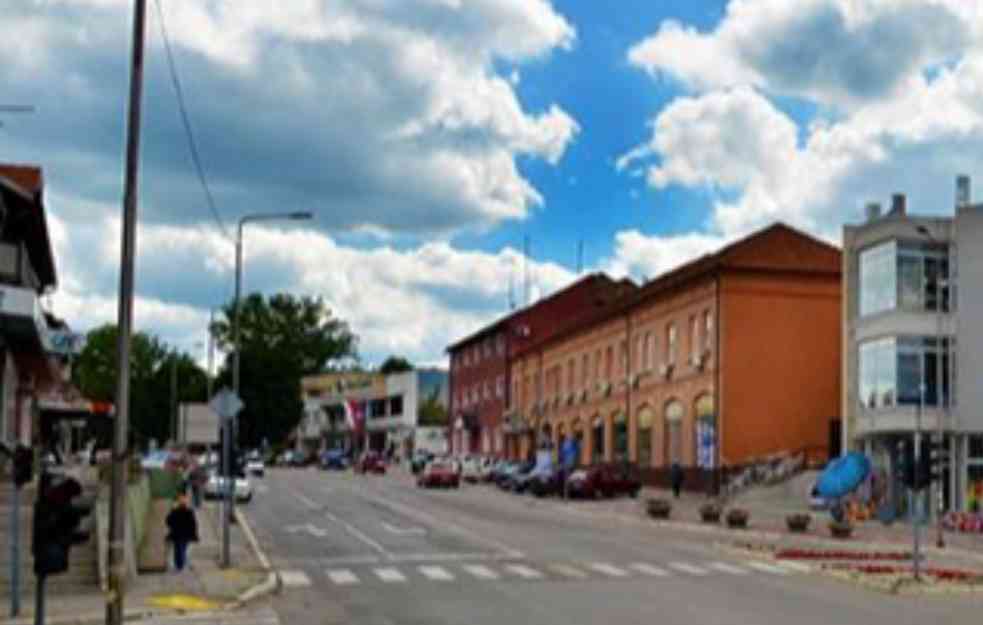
(209, 388), (243, 420)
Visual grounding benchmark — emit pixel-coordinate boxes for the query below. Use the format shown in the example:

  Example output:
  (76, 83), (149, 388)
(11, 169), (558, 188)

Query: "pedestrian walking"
(670, 461), (684, 499)
(165, 494), (199, 572)
(189, 463), (206, 509)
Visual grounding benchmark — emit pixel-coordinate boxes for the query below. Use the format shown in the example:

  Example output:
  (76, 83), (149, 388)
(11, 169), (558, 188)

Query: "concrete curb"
(221, 507), (281, 610)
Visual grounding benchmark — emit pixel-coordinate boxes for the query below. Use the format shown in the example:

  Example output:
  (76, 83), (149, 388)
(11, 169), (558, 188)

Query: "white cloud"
(628, 0), (973, 108)
(602, 230), (726, 281)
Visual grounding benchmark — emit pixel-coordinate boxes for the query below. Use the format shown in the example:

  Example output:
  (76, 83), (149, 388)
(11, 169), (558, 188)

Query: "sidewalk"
(0, 501), (272, 625)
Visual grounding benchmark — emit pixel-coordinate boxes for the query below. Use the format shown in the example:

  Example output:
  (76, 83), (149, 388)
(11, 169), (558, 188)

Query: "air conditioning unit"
(659, 363), (674, 379)
(580, 388), (589, 403)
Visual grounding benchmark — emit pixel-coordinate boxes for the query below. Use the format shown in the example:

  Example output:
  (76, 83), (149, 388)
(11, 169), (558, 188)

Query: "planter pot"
(726, 509), (749, 529)
(646, 498), (672, 519)
(700, 504), (722, 524)
(786, 514), (812, 533)
(829, 522), (853, 539)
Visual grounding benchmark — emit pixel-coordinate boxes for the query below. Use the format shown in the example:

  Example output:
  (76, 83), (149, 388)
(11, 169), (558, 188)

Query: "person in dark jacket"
(670, 462), (684, 499)
(165, 494), (199, 572)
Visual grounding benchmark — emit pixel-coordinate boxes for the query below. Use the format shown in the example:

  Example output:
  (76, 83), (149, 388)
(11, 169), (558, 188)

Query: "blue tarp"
(816, 452), (871, 499)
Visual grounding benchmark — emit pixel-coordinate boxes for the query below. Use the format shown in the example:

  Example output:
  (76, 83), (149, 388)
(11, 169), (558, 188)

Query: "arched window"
(591, 415), (604, 463)
(694, 394), (716, 469)
(613, 412), (628, 461)
(637, 406), (654, 468)
(664, 400), (684, 464)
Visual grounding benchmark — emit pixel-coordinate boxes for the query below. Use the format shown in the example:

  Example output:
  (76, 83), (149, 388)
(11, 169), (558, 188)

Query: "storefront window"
(859, 337), (953, 409)
(694, 395), (715, 469)
(592, 417), (604, 463)
(664, 400), (683, 464)
(613, 413), (627, 461)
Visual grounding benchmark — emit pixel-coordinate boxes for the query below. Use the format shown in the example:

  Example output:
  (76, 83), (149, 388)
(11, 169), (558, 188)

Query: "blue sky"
(2, 1), (981, 366)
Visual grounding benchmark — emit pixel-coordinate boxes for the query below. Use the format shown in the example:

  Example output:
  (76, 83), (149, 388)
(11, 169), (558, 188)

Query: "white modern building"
(843, 179), (983, 515)
(298, 368), (448, 457)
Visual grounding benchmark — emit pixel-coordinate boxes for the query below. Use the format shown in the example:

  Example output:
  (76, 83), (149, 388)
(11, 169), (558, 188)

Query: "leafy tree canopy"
(379, 355), (413, 374)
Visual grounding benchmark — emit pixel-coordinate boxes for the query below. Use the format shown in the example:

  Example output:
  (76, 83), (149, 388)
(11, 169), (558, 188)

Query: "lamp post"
(222, 210), (312, 568)
(916, 224), (947, 549)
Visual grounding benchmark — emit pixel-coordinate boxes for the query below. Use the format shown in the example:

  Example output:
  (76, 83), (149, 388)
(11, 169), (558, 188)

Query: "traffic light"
(917, 437), (947, 489)
(32, 476), (92, 578)
(13, 445), (32, 488)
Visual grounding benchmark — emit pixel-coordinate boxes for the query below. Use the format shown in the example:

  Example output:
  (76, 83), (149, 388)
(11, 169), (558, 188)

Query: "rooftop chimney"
(957, 175), (971, 208)
(865, 202), (882, 222)
(890, 193), (906, 216)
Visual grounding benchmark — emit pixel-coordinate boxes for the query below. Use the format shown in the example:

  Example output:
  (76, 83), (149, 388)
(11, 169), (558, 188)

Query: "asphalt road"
(243, 467), (981, 625)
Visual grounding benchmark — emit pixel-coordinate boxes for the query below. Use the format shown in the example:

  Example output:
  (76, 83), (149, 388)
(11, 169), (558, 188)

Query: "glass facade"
(859, 337), (953, 409)
(859, 240), (950, 317)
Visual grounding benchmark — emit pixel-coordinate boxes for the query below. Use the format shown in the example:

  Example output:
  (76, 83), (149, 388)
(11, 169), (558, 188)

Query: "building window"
(592, 416), (604, 463)
(497, 335), (505, 356)
(370, 398), (388, 419)
(860, 240), (950, 317)
(666, 323), (677, 364)
(642, 333), (651, 371)
(484, 380), (491, 400)
(690, 315), (699, 359)
(389, 395), (403, 416)
(859, 336), (954, 409)
(613, 413), (628, 461)
(605, 346), (613, 380)
(594, 350), (601, 381)
(567, 359), (575, 393)
(637, 407), (653, 468)
(619, 340), (627, 376)
(464, 351), (470, 367)
(703, 311), (713, 351)
(665, 400), (684, 464)
(581, 354), (589, 388)
(496, 375), (504, 398)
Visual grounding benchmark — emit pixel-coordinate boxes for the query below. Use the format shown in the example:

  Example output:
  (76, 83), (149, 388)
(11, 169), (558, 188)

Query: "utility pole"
(207, 309), (215, 400)
(170, 353), (178, 444)
(107, 2), (146, 623)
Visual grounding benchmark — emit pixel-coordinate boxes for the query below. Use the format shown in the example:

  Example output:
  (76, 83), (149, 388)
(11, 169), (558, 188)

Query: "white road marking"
(326, 569), (359, 585)
(505, 564), (544, 579)
(375, 567), (407, 583)
(668, 562), (709, 576)
(291, 491), (320, 510)
(419, 566), (455, 581)
(316, 555), (381, 566)
(463, 564), (500, 580)
(279, 570), (312, 587)
(380, 521), (426, 536)
(629, 563), (669, 577)
(588, 563), (629, 577)
(324, 511), (390, 557)
(774, 560), (811, 573)
(549, 564), (588, 579)
(709, 562), (748, 575)
(745, 561), (789, 575)
(390, 552), (525, 563)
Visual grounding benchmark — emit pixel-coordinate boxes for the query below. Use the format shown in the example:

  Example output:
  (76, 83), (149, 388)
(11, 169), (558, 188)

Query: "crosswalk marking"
(279, 570), (312, 587)
(419, 565), (455, 581)
(375, 567), (407, 583)
(549, 564), (588, 579)
(326, 569), (359, 585)
(745, 561), (789, 575)
(588, 563), (629, 577)
(668, 562), (708, 576)
(463, 565), (500, 580)
(709, 562), (747, 575)
(505, 564), (544, 579)
(774, 560), (811, 573)
(629, 563), (669, 577)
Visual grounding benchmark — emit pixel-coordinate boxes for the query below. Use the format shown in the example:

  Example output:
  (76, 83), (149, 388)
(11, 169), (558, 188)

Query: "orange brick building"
(505, 224), (842, 490)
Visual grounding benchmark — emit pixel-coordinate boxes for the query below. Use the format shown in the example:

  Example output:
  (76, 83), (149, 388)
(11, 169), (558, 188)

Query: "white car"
(461, 457), (482, 482)
(204, 473), (253, 502)
(246, 459), (265, 477)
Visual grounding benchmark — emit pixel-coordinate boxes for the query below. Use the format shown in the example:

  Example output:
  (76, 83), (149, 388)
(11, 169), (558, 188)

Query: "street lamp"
(222, 210), (312, 568)
(915, 224), (946, 549)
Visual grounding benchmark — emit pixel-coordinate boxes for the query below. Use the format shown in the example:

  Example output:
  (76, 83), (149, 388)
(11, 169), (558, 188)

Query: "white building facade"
(843, 186), (983, 516)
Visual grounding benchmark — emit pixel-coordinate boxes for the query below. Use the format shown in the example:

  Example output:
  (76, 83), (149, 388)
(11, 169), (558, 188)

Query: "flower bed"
(775, 548), (912, 561)
(835, 564), (983, 584)
(943, 512), (983, 534)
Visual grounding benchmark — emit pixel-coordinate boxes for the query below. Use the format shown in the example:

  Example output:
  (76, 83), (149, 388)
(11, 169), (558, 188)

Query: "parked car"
(320, 449), (349, 470)
(246, 457), (265, 477)
(566, 463), (641, 499)
(511, 463), (553, 493)
(356, 451), (387, 475)
(411, 451), (434, 475)
(204, 472), (253, 502)
(494, 461), (525, 488)
(418, 460), (460, 488)
(529, 467), (567, 497)
(479, 458), (500, 482)
(461, 456), (486, 483)
(489, 460), (515, 484)
(502, 460), (536, 491)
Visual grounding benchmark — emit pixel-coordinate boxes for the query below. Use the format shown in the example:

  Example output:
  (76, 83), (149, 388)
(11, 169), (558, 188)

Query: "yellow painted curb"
(147, 593), (223, 611)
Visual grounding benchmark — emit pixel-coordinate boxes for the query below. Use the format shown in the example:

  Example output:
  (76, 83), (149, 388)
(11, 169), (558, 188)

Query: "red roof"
(0, 164), (42, 196)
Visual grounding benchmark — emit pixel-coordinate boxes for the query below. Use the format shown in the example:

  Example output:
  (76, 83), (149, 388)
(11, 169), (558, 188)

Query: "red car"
(417, 460), (460, 489)
(566, 463), (641, 499)
(356, 452), (387, 475)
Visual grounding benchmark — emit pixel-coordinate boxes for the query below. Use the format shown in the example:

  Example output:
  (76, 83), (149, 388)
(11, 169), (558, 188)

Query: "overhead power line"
(152, 0), (231, 241)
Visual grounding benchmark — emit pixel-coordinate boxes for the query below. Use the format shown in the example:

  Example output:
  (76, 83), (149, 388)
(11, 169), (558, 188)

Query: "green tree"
(211, 293), (358, 448)
(417, 388), (448, 427)
(73, 324), (208, 448)
(379, 355), (413, 374)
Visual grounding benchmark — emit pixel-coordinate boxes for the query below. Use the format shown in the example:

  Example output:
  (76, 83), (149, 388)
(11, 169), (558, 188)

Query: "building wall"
(721, 271), (841, 464)
(448, 328), (507, 453)
(957, 204), (983, 433)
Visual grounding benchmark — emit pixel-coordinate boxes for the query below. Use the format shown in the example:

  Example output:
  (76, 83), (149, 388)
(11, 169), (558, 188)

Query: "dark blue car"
(320, 449), (349, 470)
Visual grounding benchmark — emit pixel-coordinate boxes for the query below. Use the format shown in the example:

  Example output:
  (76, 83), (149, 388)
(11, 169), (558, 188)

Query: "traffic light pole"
(913, 383), (924, 582)
(10, 480), (19, 618)
(33, 574), (44, 625)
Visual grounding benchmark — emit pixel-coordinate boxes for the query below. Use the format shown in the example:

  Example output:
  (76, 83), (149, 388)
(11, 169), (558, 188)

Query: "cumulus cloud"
(623, 0), (983, 244)
(628, 0), (972, 108)
(0, 0), (578, 234)
(602, 230), (726, 281)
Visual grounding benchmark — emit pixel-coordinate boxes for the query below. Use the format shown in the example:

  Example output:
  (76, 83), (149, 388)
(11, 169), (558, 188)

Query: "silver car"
(204, 472), (253, 502)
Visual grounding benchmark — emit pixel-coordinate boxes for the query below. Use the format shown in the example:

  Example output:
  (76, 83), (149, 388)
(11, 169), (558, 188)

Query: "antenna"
(523, 235), (530, 307)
